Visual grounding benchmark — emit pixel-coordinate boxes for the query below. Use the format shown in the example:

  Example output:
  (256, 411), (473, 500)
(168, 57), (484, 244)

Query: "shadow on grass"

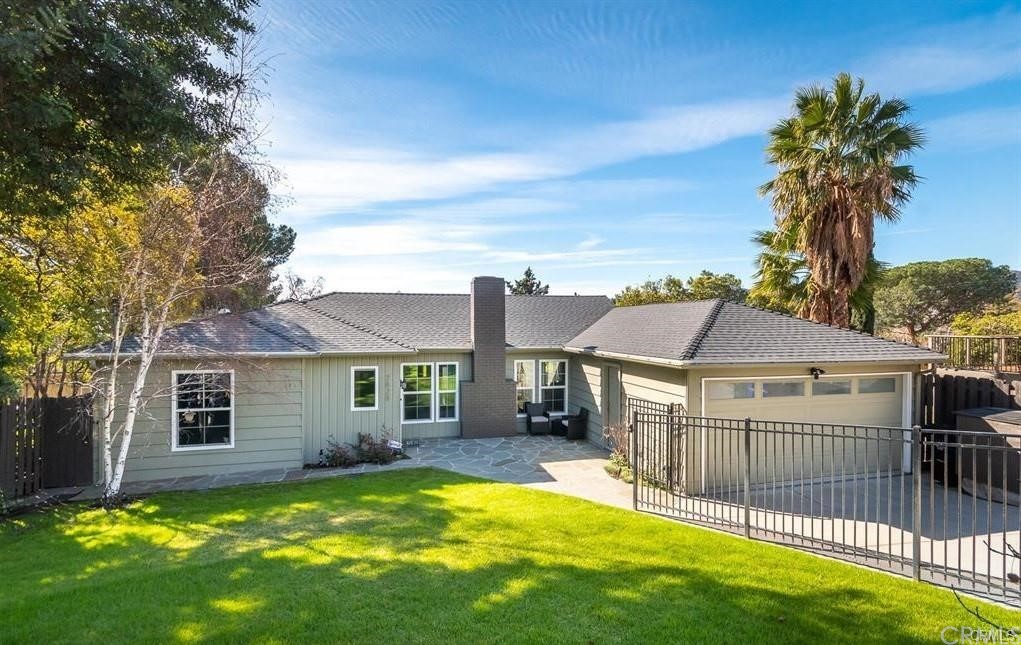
(0, 468), (1009, 644)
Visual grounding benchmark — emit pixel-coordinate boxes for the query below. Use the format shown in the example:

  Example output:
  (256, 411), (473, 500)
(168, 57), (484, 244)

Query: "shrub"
(319, 438), (358, 468)
(602, 423), (630, 462)
(356, 427), (403, 465)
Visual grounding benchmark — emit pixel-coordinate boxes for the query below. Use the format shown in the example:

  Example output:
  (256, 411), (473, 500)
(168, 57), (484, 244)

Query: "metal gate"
(631, 411), (1021, 605)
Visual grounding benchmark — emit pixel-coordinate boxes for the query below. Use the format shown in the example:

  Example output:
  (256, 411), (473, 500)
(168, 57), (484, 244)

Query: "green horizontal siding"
(95, 359), (304, 483)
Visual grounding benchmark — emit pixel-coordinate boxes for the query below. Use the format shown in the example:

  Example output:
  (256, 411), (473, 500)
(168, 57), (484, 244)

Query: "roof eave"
(563, 346), (946, 369)
(562, 346), (688, 368)
(685, 356), (947, 367)
(64, 351), (322, 361)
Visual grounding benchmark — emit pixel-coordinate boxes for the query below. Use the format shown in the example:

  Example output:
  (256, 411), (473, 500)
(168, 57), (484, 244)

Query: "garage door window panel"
(762, 381), (805, 398)
(859, 377), (896, 394)
(812, 380), (851, 396)
(708, 381), (755, 400)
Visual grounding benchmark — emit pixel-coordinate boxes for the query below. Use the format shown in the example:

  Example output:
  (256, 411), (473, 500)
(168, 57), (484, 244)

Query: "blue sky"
(254, 1), (1021, 296)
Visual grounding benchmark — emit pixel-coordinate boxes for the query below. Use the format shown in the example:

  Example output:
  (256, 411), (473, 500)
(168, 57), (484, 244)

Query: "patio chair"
(525, 402), (551, 435)
(561, 408), (589, 441)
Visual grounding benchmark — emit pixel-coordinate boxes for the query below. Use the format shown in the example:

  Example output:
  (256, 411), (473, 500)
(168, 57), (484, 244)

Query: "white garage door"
(700, 373), (910, 488)
(704, 374), (906, 427)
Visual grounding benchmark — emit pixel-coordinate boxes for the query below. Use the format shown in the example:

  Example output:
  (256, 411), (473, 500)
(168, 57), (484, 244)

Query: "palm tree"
(759, 73), (923, 328)
(748, 226), (886, 333)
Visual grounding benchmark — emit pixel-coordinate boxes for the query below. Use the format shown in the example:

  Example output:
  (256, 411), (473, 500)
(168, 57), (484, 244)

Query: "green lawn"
(1, 468), (1018, 643)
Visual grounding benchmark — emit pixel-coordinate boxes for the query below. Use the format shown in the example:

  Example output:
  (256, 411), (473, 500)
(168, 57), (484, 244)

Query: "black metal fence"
(631, 412), (1021, 605)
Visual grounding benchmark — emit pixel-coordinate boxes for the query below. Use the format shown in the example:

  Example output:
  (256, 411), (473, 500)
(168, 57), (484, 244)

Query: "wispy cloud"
(924, 106), (1021, 152)
(857, 11), (1021, 97)
(277, 96), (782, 216)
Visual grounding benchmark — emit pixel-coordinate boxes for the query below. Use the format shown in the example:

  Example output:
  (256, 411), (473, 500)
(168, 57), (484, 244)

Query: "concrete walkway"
(43, 435), (632, 510)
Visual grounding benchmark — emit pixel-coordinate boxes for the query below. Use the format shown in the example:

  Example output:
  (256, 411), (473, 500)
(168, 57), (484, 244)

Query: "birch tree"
(91, 33), (284, 502)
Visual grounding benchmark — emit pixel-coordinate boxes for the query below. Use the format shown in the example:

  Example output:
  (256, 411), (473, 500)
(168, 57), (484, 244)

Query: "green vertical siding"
(302, 352), (471, 462)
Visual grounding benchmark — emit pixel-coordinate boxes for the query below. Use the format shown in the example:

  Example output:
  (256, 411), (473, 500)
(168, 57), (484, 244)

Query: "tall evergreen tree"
(507, 267), (550, 295)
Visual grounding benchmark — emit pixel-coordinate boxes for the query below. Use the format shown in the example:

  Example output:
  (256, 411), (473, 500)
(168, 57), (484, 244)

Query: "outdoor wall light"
(809, 367), (826, 380)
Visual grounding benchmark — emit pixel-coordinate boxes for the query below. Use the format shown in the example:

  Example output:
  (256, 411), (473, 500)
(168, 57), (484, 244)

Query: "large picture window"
(401, 363), (433, 422)
(351, 366), (378, 411)
(400, 362), (460, 423)
(172, 370), (233, 451)
(514, 360), (534, 414)
(540, 360), (567, 414)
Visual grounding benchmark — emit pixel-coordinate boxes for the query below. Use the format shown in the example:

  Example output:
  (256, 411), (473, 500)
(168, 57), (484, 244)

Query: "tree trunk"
(831, 280), (851, 329)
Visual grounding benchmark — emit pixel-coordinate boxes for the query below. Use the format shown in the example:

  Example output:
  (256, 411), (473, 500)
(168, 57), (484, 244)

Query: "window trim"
(350, 365), (379, 412)
(400, 362), (434, 425)
(811, 378), (852, 396)
(436, 362), (459, 422)
(400, 363), (461, 422)
(857, 376), (898, 395)
(539, 359), (569, 415)
(514, 359), (536, 417)
(170, 369), (235, 452)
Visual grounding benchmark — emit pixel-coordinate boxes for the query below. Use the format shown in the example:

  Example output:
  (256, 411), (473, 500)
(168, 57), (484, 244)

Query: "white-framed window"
(351, 366), (378, 411)
(400, 362), (460, 423)
(171, 370), (234, 451)
(401, 363), (433, 423)
(437, 363), (458, 421)
(539, 359), (568, 414)
(514, 360), (535, 415)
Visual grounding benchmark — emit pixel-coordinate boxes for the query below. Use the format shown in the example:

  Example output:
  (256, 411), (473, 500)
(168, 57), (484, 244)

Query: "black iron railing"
(631, 412), (1021, 605)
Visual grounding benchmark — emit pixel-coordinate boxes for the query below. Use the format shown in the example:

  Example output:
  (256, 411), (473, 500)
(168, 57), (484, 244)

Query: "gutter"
(64, 351), (322, 360)
(562, 346), (947, 369)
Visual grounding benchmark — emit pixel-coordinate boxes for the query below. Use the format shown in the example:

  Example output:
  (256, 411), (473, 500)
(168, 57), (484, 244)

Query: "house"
(68, 276), (944, 485)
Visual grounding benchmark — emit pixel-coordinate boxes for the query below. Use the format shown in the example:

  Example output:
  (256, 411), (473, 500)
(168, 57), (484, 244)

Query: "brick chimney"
(461, 276), (517, 437)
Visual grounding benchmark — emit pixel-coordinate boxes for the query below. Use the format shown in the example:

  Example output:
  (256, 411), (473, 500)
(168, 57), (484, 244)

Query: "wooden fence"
(0, 399), (43, 500)
(922, 370), (1021, 428)
(1, 396), (93, 501)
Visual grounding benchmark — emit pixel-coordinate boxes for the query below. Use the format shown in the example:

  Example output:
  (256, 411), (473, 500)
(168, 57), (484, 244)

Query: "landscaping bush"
(602, 424), (632, 482)
(602, 423), (630, 461)
(356, 430), (401, 465)
(319, 438), (359, 468)
(315, 429), (404, 469)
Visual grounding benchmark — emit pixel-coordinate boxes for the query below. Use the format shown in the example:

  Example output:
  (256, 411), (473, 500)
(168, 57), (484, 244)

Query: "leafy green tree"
(506, 267), (550, 295)
(0, 0), (256, 222)
(760, 73), (924, 328)
(686, 270), (748, 302)
(614, 272), (746, 306)
(874, 259), (1016, 344)
(951, 300), (1021, 336)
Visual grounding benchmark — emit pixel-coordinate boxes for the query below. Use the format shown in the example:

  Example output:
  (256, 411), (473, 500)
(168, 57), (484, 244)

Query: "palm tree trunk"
(831, 282), (851, 329)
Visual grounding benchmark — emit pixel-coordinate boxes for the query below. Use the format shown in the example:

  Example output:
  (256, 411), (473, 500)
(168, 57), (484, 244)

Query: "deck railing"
(927, 335), (1021, 374)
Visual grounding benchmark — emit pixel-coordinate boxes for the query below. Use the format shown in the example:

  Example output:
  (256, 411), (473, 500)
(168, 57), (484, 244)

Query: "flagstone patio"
(43, 435), (632, 510)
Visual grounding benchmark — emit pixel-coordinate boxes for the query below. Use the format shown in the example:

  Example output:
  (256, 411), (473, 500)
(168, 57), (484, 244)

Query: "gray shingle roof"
(68, 314), (312, 357)
(302, 292), (614, 349)
(566, 300), (945, 365)
(68, 293), (613, 357)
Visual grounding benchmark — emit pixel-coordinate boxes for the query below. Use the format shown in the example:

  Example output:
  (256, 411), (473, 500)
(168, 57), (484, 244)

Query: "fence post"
(631, 409), (638, 511)
(912, 425), (922, 581)
(743, 417), (751, 539)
